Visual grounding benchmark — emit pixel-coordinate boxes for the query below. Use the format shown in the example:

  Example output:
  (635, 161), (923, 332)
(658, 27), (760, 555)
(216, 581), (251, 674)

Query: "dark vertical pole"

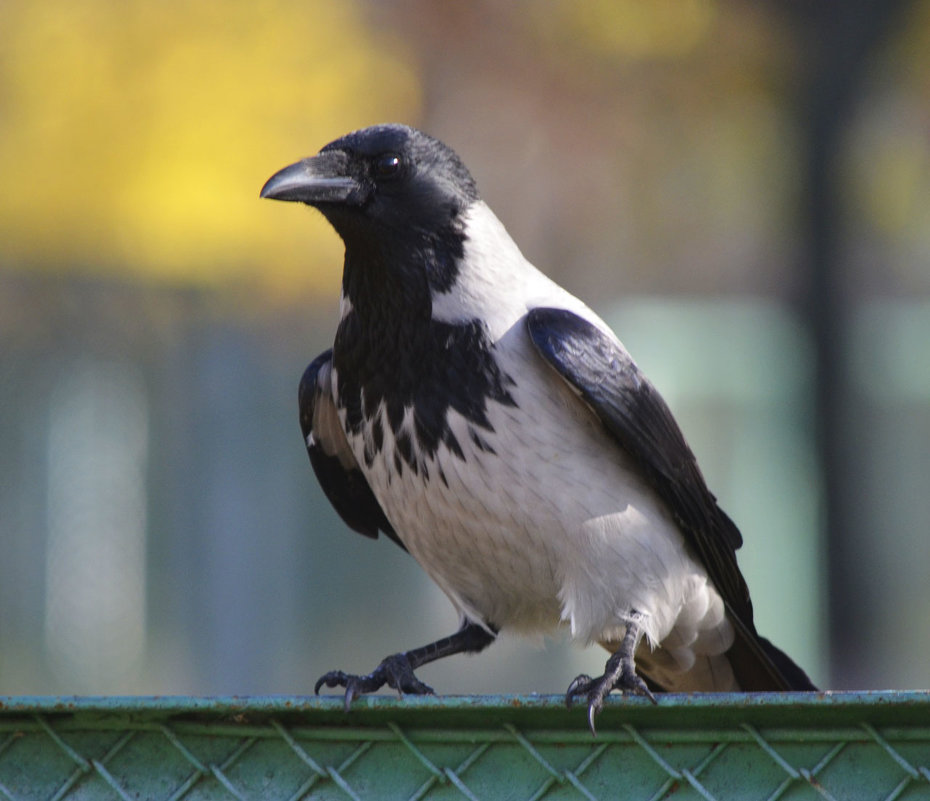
(790, 0), (905, 686)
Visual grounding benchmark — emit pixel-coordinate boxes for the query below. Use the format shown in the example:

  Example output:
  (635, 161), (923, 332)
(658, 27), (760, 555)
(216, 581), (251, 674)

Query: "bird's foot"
(315, 653), (435, 712)
(565, 657), (657, 735)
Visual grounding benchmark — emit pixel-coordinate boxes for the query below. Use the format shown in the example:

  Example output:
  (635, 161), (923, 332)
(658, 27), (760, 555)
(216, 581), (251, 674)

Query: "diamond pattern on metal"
(0, 693), (926, 800)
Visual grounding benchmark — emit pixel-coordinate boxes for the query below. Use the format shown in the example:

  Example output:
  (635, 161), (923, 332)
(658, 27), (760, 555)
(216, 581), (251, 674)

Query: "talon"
(565, 611), (658, 732)
(343, 682), (358, 713)
(628, 673), (657, 705)
(565, 673), (594, 707)
(566, 667), (654, 734)
(315, 670), (350, 695)
(313, 652), (434, 709)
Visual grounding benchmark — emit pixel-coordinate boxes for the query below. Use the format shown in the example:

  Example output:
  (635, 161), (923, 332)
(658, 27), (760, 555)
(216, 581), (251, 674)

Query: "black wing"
(299, 350), (405, 551)
(526, 308), (815, 691)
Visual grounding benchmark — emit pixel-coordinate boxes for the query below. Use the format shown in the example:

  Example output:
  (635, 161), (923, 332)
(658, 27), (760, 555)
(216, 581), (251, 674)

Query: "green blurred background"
(1, 0), (928, 696)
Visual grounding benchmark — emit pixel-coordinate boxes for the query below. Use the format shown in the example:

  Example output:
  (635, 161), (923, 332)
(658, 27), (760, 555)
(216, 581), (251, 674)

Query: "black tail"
(725, 622), (818, 691)
(756, 636), (818, 690)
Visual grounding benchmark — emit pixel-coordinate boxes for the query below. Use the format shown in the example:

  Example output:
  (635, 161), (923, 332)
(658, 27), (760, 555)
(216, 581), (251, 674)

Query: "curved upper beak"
(260, 151), (359, 205)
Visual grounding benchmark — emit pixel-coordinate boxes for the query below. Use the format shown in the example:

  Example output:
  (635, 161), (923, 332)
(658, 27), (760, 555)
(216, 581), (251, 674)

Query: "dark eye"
(372, 152), (403, 179)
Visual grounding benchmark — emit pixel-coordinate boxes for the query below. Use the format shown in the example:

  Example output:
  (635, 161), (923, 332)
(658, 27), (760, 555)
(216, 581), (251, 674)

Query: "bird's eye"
(372, 152), (403, 180)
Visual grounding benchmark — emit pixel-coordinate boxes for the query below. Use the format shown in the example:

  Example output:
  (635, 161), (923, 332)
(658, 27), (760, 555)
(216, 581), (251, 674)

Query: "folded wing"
(299, 350), (404, 550)
(526, 307), (816, 691)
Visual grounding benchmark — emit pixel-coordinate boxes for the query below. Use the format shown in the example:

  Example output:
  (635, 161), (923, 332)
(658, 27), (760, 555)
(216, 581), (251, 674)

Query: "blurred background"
(1, 0), (928, 697)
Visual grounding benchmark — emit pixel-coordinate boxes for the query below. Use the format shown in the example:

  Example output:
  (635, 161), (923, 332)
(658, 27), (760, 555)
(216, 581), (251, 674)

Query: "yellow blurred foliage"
(0, 0), (420, 293)
(534, 0), (717, 63)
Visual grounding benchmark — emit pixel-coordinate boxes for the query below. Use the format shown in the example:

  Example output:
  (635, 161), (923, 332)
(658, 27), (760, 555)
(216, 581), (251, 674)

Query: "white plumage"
(262, 123), (816, 716)
(336, 200), (737, 691)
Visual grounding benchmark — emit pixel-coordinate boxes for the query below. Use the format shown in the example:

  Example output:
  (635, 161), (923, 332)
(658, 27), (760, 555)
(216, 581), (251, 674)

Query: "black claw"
(315, 670), (348, 695)
(314, 653), (435, 710)
(564, 674), (594, 708)
(588, 702), (599, 736)
(625, 672), (658, 706)
(565, 661), (658, 735)
(343, 685), (355, 713)
(566, 613), (657, 733)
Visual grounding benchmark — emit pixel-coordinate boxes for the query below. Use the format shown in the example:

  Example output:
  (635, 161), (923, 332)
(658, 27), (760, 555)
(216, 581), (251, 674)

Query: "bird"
(260, 123), (817, 732)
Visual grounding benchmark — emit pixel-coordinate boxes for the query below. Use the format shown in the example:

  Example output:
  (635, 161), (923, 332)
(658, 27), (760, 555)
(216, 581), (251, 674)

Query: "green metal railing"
(0, 692), (927, 800)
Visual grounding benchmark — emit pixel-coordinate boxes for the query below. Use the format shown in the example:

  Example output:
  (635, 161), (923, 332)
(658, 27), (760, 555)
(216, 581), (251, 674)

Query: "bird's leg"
(315, 620), (497, 711)
(565, 611), (658, 734)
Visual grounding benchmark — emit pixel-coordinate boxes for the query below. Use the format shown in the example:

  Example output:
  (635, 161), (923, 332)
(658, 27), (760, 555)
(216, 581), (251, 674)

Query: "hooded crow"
(261, 123), (816, 731)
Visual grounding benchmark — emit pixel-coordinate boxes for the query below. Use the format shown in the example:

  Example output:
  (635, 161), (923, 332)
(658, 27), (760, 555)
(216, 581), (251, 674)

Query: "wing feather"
(300, 350), (404, 550)
(526, 307), (815, 690)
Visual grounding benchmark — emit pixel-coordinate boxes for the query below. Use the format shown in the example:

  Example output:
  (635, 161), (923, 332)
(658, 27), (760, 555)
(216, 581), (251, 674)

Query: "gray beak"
(260, 151), (359, 205)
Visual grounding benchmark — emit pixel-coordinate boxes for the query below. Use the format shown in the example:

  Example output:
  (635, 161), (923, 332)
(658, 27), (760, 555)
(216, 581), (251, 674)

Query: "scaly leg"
(316, 620), (497, 711)
(565, 612), (658, 734)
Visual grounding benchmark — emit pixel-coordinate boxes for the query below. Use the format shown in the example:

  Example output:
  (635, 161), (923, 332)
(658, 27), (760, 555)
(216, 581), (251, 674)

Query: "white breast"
(342, 325), (735, 689)
(337, 199), (737, 690)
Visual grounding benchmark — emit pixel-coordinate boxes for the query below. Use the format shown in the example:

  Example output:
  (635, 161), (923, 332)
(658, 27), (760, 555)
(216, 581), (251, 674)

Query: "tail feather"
(722, 620), (818, 691)
(756, 636), (818, 691)
(628, 622), (817, 693)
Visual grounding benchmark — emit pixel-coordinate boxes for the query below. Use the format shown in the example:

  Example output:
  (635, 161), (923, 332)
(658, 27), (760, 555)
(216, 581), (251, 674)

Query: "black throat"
(332, 234), (516, 475)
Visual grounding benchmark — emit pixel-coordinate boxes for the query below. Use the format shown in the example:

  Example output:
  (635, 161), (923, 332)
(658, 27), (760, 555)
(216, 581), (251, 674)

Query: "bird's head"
(261, 124), (534, 330)
(261, 124), (479, 255)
